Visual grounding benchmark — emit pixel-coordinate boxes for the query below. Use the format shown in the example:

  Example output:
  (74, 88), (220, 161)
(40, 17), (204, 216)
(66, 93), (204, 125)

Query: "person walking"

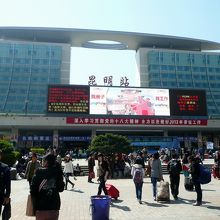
(167, 153), (182, 200)
(30, 154), (65, 220)
(149, 152), (163, 201)
(0, 150), (11, 219)
(131, 157), (145, 204)
(88, 153), (95, 183)
(25, 153), (41, 187)
(97, 153), (109, 196)
(63, 155), (75, 190)
(188, 155), (203, 206)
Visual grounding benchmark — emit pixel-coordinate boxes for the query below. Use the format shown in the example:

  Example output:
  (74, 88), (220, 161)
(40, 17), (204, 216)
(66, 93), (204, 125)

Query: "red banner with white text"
(66, 117), (207, 126)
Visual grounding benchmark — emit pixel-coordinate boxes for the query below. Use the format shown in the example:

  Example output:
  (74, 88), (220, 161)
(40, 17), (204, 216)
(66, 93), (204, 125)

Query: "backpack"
(133, 168), (143, 183)
(169, 160), (181, 176)
(198, 164), (211, 184)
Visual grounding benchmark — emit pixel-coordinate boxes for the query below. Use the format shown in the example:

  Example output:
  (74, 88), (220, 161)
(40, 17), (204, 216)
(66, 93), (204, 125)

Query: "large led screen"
(169, 89), (207, 116)
(90, 87), (170, 116)
(47, 85), (207, 117)
(47, 85), (89, 114)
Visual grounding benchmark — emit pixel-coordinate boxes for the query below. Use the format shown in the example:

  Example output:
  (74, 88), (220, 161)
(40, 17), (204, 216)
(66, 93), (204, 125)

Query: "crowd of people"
(0, 145), (219, 219)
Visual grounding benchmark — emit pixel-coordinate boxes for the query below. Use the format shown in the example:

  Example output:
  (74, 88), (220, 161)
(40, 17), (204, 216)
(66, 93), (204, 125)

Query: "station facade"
(0, 27), (220, 152)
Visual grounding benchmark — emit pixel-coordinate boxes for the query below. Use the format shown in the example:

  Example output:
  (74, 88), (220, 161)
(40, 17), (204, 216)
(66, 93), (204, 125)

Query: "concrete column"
(213, 136), (219, 148)
(91, 129), (96, 141)
(53, 129), (59, 148)
(197, 131), (203, 147)
(11, 127), (19, 142)
(163, 131), (168, 137)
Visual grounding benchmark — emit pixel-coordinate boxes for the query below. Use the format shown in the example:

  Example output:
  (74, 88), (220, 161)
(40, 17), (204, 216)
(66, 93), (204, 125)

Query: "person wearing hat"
(25, 152), (41, 187)
(97, 153), (109, 196)
(131, 157), (145, 204)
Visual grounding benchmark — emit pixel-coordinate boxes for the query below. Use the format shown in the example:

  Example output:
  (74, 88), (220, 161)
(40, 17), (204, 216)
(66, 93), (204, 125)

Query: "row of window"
(0, 67), (61, 74)
(1, 104), (46, 112)
(149, 80), (220, 89)
(149, 72), (220, 81)
(0, 57), (61, 65)
(149, 64), (220, 73)
(148, 51), (220, 66)
(0, 44), (62, 59)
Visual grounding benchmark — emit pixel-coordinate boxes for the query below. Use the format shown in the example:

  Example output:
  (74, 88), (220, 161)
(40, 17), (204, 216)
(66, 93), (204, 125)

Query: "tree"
(0, 140), (20, 167)
(89, 133), (133, 155)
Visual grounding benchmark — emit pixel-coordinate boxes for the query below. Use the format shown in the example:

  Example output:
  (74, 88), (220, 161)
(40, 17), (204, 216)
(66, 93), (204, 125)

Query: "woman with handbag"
(63, 155), (75, 189)
(30, 153), (65, 220)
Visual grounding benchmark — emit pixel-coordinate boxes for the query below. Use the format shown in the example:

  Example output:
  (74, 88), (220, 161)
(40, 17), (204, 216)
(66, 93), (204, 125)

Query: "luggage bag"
(212, 165), (220, 179)
(105, 184), (120, 200)
(157, 181), (170, 202)
(184, 176), (194, 191)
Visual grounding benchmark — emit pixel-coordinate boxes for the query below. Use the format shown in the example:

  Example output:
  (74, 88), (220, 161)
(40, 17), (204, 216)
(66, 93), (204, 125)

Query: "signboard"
(66, 116), (207, 126)
(169, 89), (207, 116)
(47, 85), (207, 117)
(47, 85), (89, 114)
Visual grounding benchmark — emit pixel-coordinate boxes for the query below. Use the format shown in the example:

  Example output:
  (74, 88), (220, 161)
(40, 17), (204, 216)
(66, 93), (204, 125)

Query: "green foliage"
(0, 140), (20, 166)
(30, 148), (45, 155)
(89, 133), (132, 155)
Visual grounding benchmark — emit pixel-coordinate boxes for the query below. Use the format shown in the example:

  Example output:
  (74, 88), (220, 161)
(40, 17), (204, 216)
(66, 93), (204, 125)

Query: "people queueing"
(63, 155), (75, 190)
(167, 153), (182, 200)
(149, 152), (163, 201)
(88, 153), (95, 183)
(30, 154), (65, 220)
(188, 155), (203, 206)
(131, 156), (145, 204)
(97, 153), (109, 196)
(25, 153), (41, 187)
(0, 150), (11, 219)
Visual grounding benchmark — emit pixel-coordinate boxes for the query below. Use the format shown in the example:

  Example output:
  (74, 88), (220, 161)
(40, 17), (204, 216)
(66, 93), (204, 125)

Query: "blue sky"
(0, 0), (220, 86)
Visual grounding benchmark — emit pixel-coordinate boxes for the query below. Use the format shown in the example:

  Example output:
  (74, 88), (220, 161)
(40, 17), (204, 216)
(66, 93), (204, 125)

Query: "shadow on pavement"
(69, 188), (84, 193)
(111, 200), (131, 211)
(174, 197), (211, 205)
(142, 201), (168, 207)
(202, 189), (216, 191)
(205, 205), (220, 211)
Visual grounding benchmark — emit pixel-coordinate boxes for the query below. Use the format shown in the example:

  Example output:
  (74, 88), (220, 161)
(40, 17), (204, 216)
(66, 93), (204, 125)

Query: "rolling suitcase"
(105, 184), (120, 200)
(184, 176), (194, 191)
(157, 181), (170, 202)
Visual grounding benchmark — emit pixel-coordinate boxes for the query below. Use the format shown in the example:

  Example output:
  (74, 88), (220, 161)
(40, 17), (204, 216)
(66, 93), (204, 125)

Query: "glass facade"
(138, 49), (220, 117)
(0, 42), (65, 114)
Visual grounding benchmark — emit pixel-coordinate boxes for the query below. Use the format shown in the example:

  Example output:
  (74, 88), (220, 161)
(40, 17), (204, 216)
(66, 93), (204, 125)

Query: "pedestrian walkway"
(10, 171), (220, 220)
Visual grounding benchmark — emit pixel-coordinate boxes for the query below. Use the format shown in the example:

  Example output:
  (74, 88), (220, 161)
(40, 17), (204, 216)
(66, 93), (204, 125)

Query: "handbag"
(2, 200), (11, 220)
(89, 171), (95, 179)
(26, 194), (35, 216)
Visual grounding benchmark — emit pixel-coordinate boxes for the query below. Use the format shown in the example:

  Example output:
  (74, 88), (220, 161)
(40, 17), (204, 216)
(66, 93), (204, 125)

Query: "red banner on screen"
(66, 117), (207, 126)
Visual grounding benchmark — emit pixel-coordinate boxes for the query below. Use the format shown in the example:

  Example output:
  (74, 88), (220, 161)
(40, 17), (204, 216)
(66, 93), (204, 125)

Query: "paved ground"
(10, 158), (220, 220)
